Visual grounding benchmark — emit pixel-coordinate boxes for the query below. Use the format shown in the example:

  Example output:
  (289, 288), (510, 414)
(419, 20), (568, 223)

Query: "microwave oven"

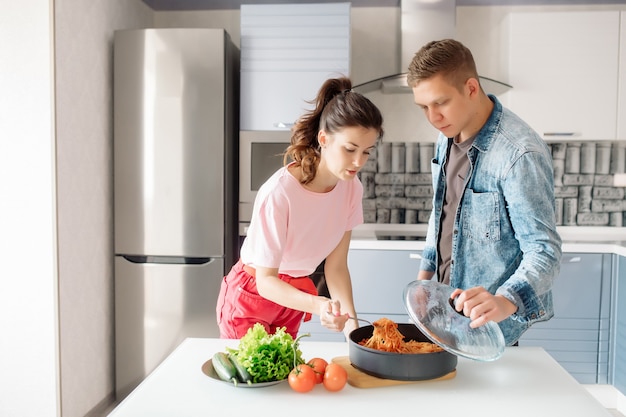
(239, 130), (292, 235)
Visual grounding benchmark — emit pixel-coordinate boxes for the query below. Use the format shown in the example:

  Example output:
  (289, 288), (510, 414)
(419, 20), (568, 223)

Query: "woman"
(216, 77), (384, 340)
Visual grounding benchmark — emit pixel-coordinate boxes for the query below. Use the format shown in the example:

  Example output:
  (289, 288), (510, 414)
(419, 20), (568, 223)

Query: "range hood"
(354, 0), (512, 96)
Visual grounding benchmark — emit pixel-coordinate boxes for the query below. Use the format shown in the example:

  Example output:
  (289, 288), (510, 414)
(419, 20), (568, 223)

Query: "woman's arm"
(254, 239), (352, 334)
(418, 270), (435, 280)
(254, 266), (328, 316)
(324, 230), (358, 338)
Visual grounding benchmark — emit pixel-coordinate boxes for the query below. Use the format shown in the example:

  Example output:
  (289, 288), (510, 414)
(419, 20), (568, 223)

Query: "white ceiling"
(142, 0), (626, 11)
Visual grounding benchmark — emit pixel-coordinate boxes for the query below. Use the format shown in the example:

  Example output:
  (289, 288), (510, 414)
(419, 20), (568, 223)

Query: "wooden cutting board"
(331, 356), (456, 388)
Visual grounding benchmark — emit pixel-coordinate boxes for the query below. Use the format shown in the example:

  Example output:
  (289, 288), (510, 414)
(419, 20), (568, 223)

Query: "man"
(407, 39), (562, 345)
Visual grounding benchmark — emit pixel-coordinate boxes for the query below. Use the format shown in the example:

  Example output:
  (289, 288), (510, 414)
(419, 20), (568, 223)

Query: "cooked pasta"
(358, 318), (443, 354)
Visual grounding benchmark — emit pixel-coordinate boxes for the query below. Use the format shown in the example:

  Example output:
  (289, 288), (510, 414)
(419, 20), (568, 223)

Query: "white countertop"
(108, 338), (612, 417)
(350, 225), (626, 256)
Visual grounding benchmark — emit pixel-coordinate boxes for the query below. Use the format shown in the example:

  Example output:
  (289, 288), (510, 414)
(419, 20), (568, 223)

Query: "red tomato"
(306, 357), (328, 384)
(323, 363), (348, 392)
(288, 363), (316, 393)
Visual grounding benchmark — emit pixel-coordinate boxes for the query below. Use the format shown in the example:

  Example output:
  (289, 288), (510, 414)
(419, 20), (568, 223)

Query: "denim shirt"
(420, 95), (562, 345)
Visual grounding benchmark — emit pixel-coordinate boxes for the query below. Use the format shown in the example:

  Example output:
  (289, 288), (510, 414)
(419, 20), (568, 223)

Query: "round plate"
(201, 359), (287, 388)
(403, 280), (505, 362)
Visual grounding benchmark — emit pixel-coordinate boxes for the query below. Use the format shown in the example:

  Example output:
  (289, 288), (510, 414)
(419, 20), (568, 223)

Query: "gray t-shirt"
(438, 136), (474, 284)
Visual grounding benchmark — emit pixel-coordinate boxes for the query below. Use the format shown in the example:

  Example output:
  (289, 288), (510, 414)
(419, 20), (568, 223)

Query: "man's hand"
(450, 287), (517, 328)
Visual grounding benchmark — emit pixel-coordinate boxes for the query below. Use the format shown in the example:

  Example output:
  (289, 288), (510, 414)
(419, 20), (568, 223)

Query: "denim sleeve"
(496, 148), (562, 323)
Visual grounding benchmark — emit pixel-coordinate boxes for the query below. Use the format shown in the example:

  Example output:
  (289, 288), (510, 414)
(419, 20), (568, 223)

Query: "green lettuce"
(226, 324), (305, 383)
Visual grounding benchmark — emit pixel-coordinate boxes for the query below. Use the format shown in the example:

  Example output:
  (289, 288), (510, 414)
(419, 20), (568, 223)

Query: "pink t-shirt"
(240, 165), (364, 277)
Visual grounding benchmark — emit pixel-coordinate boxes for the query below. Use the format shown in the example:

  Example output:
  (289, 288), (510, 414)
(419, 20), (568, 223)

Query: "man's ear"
(466, 77), (481, 97)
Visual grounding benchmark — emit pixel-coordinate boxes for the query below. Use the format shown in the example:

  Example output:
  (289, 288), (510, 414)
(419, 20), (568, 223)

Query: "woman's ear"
(318, 130), (327, 148)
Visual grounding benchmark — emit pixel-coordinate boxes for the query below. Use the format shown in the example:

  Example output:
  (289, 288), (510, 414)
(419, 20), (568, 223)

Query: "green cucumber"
(212, 352), (238, 386)
(229, 355), (253, 385)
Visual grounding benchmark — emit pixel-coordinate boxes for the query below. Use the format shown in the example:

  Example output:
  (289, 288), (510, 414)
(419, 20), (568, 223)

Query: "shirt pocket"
(461, 190), (501, 242)
(430, 158), (442, 185)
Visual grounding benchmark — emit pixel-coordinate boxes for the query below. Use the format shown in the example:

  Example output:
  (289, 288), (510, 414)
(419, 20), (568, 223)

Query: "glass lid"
(403, 280), (505, 362)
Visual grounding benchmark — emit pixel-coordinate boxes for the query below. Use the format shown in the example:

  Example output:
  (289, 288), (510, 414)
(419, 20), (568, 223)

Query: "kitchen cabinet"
(239, 3), (350, 131)
(518, 253), (612, 384)
(299, 248), (422, 341)
(508, 11), (620, 141)
(348, 248), (421, 319)
(618, 12), (626, 140)
(612, 254), (626, 394)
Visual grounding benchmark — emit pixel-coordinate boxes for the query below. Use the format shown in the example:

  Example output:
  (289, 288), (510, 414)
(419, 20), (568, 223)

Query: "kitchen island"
(108, 337), (611, 417)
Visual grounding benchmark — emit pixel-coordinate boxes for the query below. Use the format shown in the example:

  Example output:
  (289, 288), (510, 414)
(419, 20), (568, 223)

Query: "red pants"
(216, 260), (318, 339)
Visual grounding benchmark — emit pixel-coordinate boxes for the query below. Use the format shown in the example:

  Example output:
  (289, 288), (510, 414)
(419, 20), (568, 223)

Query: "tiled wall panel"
(360, 141), (626, 228)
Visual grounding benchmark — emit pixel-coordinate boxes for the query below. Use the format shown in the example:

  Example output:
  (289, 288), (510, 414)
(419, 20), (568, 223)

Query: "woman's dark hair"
(284, 77), (384, 185)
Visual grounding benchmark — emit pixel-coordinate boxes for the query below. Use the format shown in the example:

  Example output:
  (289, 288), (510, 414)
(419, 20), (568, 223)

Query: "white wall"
(0, 1), (59, 416)
(0, 0), (153, 416)
(54, 2), (152, 416)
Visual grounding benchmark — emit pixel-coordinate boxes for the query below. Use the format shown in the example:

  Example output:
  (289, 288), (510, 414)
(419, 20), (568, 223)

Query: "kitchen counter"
(350, 225), (626, 256)
(108, 338), (611, 417)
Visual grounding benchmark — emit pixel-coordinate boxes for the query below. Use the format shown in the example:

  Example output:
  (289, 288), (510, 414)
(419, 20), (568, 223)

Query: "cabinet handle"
(543, 132), (577, 137)
(409, 253), (422, 260)
(562, 256), (581, 263)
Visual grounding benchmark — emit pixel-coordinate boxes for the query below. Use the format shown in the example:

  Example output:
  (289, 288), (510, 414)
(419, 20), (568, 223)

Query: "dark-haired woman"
(216, 77), (384, 340)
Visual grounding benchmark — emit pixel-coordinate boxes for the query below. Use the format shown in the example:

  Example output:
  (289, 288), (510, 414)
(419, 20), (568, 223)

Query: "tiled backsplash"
(359, 142), (435, 226)
(359, 141), (626, 227)
(552, 142), (626, 226)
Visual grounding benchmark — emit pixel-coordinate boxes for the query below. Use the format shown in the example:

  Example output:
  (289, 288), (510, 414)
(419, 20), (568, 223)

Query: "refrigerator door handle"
(122, 255), (214, 265)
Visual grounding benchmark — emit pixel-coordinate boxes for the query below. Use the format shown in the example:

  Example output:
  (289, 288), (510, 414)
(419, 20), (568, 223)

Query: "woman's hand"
(450, 287), (517, 328)
(319, 299), (349, 332)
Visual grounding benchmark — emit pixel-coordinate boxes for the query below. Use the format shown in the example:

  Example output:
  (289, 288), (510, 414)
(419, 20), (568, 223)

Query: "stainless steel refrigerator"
(113, 28), (238, 400)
